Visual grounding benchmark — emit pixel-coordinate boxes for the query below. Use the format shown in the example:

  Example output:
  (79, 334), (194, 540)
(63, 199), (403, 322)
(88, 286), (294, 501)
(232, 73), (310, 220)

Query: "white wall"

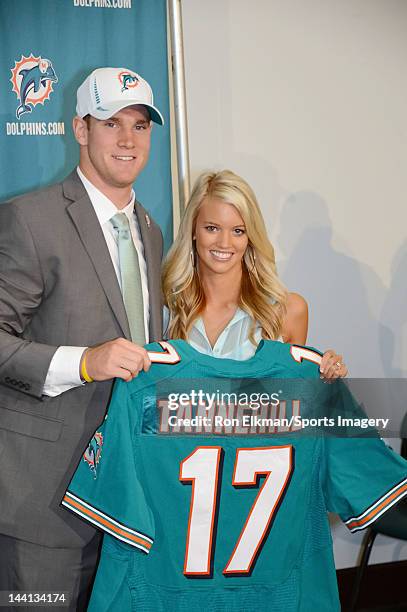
(181, 0), (407, 569)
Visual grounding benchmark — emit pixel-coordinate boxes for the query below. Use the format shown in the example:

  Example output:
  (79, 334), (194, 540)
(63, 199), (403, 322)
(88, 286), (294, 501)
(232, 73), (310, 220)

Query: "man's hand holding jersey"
(80, 338), (151, 383)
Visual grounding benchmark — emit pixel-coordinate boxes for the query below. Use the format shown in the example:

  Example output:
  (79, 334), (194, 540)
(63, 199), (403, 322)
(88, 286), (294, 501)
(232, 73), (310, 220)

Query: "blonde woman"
(162, 170), (347, 378)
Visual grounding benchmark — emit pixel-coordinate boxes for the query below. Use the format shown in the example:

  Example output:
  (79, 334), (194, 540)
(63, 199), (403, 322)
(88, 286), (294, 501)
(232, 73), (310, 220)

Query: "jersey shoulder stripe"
(290, 344), (323, 366)
(344, 477), (407, 532)
(148, 341), (181, 364)
(62, 491), (153, 552)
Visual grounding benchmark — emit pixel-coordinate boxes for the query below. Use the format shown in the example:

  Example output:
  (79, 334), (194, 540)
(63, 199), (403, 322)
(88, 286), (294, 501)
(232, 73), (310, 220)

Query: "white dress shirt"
(43, 168), (150, 397)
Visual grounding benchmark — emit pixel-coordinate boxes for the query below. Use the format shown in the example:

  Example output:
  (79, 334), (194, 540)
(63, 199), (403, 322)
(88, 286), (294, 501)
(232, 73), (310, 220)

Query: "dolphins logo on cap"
(118, 71), (139, 92)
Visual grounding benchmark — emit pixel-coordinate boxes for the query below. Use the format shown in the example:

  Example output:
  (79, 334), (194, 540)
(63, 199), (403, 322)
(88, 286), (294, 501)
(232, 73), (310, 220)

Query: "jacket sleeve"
(0, 202), (57, 398)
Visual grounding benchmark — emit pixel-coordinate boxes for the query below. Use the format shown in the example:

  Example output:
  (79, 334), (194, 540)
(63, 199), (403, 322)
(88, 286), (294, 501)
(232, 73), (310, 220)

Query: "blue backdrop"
(0, 0), (172, 248)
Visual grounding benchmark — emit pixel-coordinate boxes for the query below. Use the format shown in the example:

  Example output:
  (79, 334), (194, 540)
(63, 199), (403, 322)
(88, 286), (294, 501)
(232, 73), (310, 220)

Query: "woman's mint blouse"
(163, 307), (281, 360)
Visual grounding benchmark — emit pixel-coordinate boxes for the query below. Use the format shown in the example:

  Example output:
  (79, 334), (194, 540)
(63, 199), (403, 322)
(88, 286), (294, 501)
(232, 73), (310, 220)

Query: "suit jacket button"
(5, 376), (10, 383)
(25, 384), (31, 391)
(18, 381), (24, 388)
(11, 379), (17, 385)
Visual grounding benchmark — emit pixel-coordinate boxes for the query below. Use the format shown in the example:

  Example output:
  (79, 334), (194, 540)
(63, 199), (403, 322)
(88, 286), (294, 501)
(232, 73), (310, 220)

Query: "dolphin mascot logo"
(120, 72), (139, 92)
(83, 432), (104, 479)
(16, 59), (58, 119)
(10, 55), (58, 120)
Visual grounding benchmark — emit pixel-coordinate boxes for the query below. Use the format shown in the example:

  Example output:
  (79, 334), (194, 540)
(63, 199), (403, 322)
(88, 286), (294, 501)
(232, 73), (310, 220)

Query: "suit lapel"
(63, 172), (131, 339)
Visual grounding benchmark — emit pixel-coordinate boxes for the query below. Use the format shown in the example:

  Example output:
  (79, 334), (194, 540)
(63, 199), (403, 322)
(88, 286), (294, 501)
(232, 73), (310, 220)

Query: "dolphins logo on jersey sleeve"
(83, 432), (104, 479)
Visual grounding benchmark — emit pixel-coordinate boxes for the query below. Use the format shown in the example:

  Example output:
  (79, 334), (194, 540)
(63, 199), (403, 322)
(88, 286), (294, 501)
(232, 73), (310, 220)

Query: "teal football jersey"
(63, 340), (407, 612)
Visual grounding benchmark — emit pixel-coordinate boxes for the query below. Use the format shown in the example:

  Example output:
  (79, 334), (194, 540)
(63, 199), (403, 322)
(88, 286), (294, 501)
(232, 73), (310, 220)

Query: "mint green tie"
(110, 213), (145, 345)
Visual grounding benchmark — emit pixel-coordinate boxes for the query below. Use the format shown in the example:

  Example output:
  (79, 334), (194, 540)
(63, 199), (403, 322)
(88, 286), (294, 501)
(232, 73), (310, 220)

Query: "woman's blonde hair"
(162, 169), (288, 343)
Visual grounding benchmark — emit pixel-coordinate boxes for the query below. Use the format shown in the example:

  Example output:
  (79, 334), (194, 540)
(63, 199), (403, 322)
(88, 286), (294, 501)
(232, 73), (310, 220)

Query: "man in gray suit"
(0, 67), (164, 610)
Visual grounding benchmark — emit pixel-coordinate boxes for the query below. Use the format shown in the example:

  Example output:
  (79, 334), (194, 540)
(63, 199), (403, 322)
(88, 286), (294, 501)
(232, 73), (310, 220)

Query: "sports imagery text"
(157, 389), (389, 435)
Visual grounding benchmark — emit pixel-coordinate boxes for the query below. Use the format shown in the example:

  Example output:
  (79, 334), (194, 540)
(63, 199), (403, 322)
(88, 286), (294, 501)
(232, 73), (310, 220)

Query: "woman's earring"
(245, 246), (256, 273)
(190, 247), (196, 268)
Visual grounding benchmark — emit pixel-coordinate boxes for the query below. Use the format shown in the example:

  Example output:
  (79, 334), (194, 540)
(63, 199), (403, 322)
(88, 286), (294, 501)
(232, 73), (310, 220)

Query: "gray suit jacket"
(0, 171), (163, 547)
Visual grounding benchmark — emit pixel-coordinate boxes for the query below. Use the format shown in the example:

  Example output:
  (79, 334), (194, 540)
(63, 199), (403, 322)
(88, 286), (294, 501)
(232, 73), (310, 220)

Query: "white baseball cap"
(76, 67), (164, 125)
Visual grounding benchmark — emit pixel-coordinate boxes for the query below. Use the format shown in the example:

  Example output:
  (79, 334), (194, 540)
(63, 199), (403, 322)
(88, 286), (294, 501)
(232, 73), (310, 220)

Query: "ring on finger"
(335, 361), (341, 368)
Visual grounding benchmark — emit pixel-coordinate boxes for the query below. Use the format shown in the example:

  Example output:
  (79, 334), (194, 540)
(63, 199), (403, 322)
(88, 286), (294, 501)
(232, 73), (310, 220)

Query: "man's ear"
(72, 116), (89, 146)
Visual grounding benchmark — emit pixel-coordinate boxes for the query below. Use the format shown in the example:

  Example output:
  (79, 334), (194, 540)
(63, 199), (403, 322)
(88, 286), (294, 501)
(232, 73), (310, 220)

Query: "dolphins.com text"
(6, 122), (65, 136)
(73, 0), (132, 7)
